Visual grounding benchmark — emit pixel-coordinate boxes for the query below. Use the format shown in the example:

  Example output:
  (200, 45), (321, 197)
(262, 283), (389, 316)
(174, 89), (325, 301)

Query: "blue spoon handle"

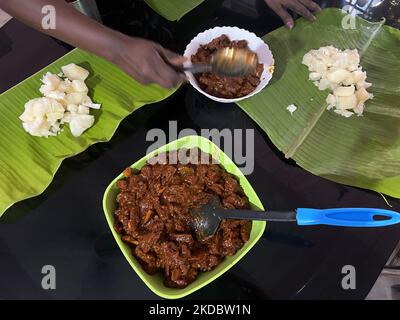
(296, 208), (400, 227)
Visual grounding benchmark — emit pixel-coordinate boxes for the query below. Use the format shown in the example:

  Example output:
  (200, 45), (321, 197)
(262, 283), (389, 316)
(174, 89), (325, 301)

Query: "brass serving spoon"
(184, 47), (258, 77)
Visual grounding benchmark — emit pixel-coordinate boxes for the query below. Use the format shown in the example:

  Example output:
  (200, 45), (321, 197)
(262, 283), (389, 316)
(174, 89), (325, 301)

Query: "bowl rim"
(102, 135), (266, 299)
(183, 26), (275, 103)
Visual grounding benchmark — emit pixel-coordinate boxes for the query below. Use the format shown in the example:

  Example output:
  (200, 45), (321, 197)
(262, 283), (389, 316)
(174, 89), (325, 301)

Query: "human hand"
(265, 0), (321, 29)
(0, 0), (185, 89)
(111, 36), (186, 88)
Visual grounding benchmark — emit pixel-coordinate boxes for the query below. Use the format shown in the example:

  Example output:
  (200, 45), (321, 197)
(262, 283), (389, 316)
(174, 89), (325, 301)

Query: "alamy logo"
(41, 265), (56, 290)
(146, 121), (255, 175)
(341, 6), (357, 30)
(41, 5), (56, 30)
(341, 265), (356, 290)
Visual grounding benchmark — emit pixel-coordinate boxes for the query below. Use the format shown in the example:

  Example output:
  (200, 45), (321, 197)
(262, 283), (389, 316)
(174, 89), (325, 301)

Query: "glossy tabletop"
(0, 0), (399, 299)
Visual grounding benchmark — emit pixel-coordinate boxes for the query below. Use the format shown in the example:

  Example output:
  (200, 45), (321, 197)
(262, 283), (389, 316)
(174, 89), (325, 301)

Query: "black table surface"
(0, 0), (399, 300)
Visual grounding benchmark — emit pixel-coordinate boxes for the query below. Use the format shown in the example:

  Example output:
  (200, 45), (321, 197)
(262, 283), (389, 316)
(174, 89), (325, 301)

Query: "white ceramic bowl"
(183, 26), (275, 103)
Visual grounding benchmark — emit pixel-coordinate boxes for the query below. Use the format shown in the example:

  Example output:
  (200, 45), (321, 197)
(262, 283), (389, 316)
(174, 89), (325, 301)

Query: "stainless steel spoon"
(184, 47), (258, 77)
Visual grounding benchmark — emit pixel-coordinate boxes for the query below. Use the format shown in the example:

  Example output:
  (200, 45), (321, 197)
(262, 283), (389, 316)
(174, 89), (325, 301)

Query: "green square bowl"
(102, 135), (266, 299)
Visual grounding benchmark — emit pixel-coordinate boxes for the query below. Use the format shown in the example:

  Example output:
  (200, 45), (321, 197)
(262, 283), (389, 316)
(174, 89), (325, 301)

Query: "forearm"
(0, 0), (125, 62)
(0, 0), (185, 88)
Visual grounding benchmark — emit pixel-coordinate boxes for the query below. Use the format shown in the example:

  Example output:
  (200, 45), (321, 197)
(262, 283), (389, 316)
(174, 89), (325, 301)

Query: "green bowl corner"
(102, 135), (266, 299)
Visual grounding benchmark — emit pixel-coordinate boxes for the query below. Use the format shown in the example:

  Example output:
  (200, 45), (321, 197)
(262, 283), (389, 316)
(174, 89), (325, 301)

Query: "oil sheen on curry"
(114, 149), (251, 288)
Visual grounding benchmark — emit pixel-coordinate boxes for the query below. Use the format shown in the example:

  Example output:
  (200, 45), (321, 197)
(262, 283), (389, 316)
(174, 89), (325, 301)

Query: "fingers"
(153, 64), (183, 88)
(122, 66), (153, 86)
(289, 1), (316, 21)
(158, 46), (187, 66)
(154, 46), (187, 87)
(131, 52), (183, 88)
(167, 55), (188, 67)
(155, 53), (187, 88)
(272, 3), (295, 29)
(265, 0), (320, 29)
(299, 0), (321, 12)
(126, 56), (185, 88)
(117, 38), (186, 88)
(161, 48), (188, 83)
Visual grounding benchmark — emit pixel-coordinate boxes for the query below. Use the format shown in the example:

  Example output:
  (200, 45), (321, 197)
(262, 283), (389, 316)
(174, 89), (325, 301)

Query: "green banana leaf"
(237, 8), (400, 198)
(144, 0), (204, 21)
(0, 49), (176, 217)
